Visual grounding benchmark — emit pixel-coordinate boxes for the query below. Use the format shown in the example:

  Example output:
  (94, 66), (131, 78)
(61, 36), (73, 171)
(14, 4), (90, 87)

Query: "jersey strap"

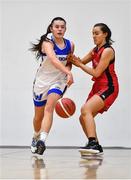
(51, 38), (71, 55)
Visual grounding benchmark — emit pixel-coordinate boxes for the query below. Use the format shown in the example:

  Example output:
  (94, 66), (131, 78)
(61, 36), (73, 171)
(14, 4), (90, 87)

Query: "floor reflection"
(31, 155), (48, 179)
(79, 154), (103, 179)
(1, 148), (131, 179)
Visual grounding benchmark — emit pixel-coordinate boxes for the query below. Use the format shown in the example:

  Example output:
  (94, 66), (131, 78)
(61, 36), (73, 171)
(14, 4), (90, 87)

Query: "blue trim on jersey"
(33, 99), (47, 107)
(51, 38), (71, 55)
(41, 38), (71, 61)
(48, 88), (63, 95)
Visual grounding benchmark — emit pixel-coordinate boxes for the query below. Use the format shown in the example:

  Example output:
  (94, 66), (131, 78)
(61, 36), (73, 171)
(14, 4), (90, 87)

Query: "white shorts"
(33, 81), (67, 107)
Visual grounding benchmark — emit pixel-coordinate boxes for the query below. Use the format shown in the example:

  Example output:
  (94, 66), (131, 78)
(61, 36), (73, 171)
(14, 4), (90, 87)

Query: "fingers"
(67, 54), (82, 68)
(66, 73), (74, 87)
(67, 53), (73, 62)
(67, 82), (73, 87)
(67, 80), (74, 87)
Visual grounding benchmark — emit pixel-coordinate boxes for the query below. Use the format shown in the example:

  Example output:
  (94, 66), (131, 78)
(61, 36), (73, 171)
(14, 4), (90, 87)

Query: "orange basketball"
(55, 97), (76, 118)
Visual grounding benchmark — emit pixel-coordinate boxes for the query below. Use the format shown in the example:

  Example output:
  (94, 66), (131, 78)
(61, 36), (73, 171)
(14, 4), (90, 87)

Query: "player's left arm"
(79, 48), (114, 78)
(66, 41), (75, 70)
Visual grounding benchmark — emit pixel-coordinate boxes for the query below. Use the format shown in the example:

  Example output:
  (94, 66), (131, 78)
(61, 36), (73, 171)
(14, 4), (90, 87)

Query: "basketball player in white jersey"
(30, 17), (74, 155)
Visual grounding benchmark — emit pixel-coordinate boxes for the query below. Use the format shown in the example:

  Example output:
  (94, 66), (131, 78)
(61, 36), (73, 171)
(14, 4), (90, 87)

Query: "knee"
(79, 115), (84, 125)
(44, 104), (54, 114)
(79, 105), (87, 125)
(81, 105), (88, 117)
(80, 104), (93, 118)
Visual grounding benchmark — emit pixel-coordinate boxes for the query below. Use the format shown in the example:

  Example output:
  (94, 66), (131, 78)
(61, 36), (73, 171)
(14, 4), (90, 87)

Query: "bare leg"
(79, 114), (97, 138)
(40, 93), (61, 133)
(33, 106), (45, 134)
(31, 105), (45, 153)
(79, 95), (105, 141)
(79, 114), (99, 143)
(32, 93), (61, 155)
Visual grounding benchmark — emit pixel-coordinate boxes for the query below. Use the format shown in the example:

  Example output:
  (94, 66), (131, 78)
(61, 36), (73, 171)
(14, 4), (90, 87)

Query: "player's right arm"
(42, 41), (74, 86)
(81, 49), (93, 64)
(67, 49), (92, 65)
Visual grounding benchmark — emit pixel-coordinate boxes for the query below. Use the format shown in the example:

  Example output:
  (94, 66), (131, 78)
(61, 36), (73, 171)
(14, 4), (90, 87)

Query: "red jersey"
(91, 43), (118, 87)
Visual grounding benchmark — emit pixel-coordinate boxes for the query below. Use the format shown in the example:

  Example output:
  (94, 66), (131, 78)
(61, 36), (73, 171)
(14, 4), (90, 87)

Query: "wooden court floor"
(0, 147), (131, 179)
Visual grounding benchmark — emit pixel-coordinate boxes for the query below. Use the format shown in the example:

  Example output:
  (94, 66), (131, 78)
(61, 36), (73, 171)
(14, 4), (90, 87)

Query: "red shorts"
(86, 82), (119, 113)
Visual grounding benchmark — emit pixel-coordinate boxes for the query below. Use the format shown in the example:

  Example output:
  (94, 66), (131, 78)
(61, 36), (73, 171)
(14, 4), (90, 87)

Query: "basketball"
(55, 97), (76, 118)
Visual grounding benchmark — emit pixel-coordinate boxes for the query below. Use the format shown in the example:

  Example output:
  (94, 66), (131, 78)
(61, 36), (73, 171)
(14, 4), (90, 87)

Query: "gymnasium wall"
(1, 0), (131, 147)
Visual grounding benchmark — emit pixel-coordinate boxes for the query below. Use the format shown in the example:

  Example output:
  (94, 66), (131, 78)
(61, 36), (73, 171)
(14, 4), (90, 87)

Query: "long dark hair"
(30, 17), (66, 59)
(94, 23), (114, 45)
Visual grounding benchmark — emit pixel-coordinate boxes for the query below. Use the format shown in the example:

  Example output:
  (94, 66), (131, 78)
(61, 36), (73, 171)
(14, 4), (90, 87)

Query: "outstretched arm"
(81, 49), (93, 64)
(67, 54), (82, 67)
(67, 49), (92, 67)
(79, 48), (114, 78)
(67, 48), (114, 78)
(42, 41), (74, 86)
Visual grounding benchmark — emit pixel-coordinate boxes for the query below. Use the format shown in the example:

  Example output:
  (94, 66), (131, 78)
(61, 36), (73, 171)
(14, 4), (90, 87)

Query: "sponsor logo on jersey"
(58, 56), (66, 61)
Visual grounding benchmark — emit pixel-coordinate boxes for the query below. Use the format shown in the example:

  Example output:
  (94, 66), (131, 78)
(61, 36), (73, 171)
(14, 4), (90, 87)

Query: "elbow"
(93, 72), (101, 78)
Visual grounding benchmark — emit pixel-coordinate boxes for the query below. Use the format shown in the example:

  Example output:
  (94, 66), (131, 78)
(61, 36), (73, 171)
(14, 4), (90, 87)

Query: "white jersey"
(34, 38), (71, 87)
(33, 38), (72, 106)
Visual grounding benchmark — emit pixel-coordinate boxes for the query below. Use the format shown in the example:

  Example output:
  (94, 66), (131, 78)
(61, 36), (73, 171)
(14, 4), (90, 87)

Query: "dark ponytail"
(30, 24), (51, 59)
(30, 17), (66, 59)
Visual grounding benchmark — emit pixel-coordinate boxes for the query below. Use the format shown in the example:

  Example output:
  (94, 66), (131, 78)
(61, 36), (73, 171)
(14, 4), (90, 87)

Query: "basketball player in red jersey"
(67, 23), (119, 154)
